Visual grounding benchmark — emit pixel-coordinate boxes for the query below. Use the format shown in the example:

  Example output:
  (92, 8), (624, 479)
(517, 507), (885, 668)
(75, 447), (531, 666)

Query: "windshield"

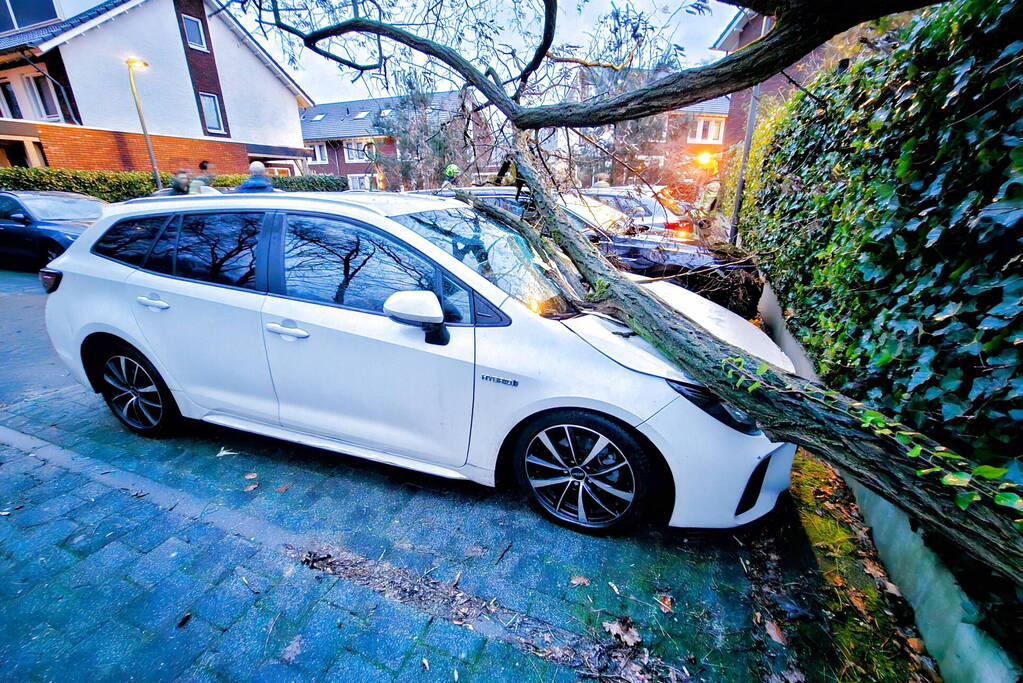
(21, 195), (104, 221)
(391, 208), (575, 318)
(559, 193), (631, 235)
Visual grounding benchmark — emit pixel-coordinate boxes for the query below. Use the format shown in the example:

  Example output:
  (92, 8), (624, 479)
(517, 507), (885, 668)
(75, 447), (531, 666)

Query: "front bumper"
(638, 397), (796, 528)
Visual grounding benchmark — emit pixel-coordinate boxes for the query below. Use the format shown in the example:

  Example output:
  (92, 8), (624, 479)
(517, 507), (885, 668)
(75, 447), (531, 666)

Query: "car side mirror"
(9, 212), (28, 223)
(384, 290), (450, 345)
(384, 290), (444, 326)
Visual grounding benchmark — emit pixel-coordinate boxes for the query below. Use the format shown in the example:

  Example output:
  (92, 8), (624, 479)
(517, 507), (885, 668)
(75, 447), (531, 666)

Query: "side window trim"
(136, 210), (272, 294)
(270, 210), (480, 326)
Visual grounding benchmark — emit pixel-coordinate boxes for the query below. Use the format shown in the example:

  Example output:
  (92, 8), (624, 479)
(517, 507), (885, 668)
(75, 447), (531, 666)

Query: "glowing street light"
(126, 58), (162, 190)
(695, 151), (715, 167)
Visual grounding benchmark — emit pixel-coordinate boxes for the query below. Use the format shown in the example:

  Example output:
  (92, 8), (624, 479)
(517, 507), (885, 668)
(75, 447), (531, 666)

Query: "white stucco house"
(0, 0), (313, 175)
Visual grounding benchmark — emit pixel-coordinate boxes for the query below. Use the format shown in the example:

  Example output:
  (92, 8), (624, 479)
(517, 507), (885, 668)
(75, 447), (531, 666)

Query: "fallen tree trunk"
(511, 137), (1023, 587)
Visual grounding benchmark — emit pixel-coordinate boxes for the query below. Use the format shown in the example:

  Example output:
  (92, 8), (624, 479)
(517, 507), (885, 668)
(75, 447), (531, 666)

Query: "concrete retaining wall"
(757, 283), (1021, 683)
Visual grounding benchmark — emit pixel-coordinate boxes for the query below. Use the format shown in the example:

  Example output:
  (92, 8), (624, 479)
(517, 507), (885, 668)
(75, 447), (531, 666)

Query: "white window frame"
(24, 74), (61, 122)
(181, 14), (209, 51)
(346, 173), (375, 191)
(343, 139), (373, 163)
(198, 92), (225, 133)
(1, 0), (58, 31)
(687, 116), (724, 144)
(309, 143), (328, 165)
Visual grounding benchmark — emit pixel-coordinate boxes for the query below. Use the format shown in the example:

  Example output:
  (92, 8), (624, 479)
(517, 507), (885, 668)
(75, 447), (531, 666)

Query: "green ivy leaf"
(906, 445), (923, 458)
(971, 465), (1008, 480)
(955, 491), (980, 510)
(756, 362), (769, 376)
(941, 471), (972, 487)
(993, 492), (1023, 512)
(747, 381), (763, 393)
(916, 467), (940, 476)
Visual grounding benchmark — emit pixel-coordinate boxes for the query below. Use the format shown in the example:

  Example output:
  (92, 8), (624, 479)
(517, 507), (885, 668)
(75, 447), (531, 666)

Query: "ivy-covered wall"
(736, 0), (1022, 464)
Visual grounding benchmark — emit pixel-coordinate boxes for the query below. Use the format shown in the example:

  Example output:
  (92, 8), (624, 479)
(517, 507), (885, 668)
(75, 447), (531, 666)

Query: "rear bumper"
(637, 397), (795, 528)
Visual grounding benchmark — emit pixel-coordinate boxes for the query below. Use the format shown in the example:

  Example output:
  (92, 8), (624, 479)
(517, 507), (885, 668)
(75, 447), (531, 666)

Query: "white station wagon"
(42, 192), (796, 531)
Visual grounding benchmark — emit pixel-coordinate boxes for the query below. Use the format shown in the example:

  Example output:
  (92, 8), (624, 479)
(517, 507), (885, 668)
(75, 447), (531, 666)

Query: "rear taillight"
(665, 220), (694, 238)
(39, 269), (62, 293)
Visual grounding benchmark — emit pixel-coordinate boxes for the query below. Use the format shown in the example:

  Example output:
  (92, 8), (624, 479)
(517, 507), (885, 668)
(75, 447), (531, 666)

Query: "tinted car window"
(0, 196), (22, 220)
(143, 213), (262, 290)
(283, 214), (439, 315)
(92, 215), (168, 266)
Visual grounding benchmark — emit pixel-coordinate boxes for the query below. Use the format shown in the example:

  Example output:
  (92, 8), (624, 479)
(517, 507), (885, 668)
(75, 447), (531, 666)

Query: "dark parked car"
(0, 191), (105, 267)
(414, 186), (741, 278)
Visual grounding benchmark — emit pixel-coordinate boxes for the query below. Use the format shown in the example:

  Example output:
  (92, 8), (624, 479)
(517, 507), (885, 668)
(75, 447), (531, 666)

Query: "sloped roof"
(301, 91), (464, 141)
(677, 96), (730, 115)
(711, 9), (758, 52)
(0, 0), (138, 55)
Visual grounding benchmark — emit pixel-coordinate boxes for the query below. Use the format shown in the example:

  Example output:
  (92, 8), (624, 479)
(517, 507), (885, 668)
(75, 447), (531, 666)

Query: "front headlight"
(666, 379), (760, 435)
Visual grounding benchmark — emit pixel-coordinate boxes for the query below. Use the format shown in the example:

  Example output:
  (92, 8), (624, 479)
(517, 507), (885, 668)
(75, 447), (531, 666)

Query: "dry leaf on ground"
(765, 620), (787, 645)
(421, 658), (429, 671)
(215, 447), (237, 457)
(862, 559), (886, 579)
(275, 485), (290, 493)
(655, 594), (673, 613)
(608, 582), (620, 595)
(569, 575), (591, 587)
(280, 635), (302, 663)
(244, 472), (258, 480)
(603, 617), (641, 646)
(244, 482), (259, 492)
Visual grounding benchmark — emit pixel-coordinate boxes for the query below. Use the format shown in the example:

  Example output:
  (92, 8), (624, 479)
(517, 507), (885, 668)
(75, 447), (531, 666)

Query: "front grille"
(735, 456), (771, 516)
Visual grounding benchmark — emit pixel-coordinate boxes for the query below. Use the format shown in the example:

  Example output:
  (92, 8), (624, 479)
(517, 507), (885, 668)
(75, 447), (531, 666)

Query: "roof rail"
(119, 192), (388, 215)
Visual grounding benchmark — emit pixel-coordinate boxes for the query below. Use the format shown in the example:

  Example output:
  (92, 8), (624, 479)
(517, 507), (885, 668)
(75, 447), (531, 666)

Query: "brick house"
(301, 91), (493, 190)
(0, 0), (313, 175)
(711, 10), (825, 150)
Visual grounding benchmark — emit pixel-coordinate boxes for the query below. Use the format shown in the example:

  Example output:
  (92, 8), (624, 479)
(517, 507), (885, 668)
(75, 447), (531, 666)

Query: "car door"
(0, 195), (33, 259)
(126, 211), (279, 423)
(261, 211), (475, 467)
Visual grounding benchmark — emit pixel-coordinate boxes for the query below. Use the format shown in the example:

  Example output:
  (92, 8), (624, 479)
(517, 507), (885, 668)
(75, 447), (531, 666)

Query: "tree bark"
(511, 137), (1023, 587)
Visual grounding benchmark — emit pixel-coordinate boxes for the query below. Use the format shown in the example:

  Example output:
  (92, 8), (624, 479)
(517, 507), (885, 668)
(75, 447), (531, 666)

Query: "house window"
(199, 92), (225, 133)
(353, 111), (369, 120)
(0, 81), (22, 119)
(309, 143), (328, 165)
(181, 14), (208, 51)
(379, 109), (392, 117)
(0, 0), (57, 32)
(26, 75), (60, 121)
(311, 113), (326, 122)
(687, 117), (724, 144)
(347, 174), (375, 191)
(343, 140), (374, 163)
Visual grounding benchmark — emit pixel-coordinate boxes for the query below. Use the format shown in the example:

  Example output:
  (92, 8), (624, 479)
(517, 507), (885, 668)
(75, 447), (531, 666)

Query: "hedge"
(0, 167), (347, 202)
(735, 0), (1022, 463)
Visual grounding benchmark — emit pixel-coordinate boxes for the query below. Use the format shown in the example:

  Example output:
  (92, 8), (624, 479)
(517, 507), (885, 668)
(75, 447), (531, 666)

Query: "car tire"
(512, 410), (657, 532)
(97, 345), (180, 437)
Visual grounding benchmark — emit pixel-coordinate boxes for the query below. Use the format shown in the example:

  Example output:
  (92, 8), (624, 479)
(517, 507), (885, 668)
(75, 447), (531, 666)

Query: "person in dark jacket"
(235, 161), (275, 193)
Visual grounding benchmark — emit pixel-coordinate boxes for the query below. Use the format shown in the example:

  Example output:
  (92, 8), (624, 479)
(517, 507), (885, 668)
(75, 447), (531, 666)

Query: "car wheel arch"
(81, 332), (147, 393)
(494, 406), (675, 523)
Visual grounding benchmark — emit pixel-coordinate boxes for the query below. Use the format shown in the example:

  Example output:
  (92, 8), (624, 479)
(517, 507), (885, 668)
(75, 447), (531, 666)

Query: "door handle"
(265, 321), (309, 339)
(136, 295), (170, 310)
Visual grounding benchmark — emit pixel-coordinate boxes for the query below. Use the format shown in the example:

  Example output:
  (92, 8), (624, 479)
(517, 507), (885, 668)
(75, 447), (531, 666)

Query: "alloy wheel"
(103, 355), (164, 430)
(524, 424), (636, 527)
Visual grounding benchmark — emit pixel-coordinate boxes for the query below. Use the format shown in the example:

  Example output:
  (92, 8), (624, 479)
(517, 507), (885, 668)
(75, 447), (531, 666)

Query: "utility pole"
(126, 58), (162, 190)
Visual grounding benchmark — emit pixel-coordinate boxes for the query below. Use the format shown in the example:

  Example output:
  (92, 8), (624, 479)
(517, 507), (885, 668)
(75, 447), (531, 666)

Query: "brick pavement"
(0, 268), (819, 680)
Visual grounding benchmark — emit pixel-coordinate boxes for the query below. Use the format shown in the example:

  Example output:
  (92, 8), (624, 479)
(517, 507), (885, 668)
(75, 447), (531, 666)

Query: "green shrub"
(0, 167), (348, 202)
(0, 167), (170, 202)
(738, 0), (1022, 463)
(211, 173), (348, 191)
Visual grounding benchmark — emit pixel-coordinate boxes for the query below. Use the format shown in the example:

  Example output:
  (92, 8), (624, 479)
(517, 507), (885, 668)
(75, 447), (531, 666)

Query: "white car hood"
(562, 279), (795, 381)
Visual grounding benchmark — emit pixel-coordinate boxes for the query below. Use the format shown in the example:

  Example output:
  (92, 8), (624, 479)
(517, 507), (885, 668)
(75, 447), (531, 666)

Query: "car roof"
(119, 190), (466, 217)
(1, 190), (104, 201)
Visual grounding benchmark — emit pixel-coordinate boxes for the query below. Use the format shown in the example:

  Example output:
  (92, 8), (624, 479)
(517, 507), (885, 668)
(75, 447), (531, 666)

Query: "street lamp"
(125, 58), (162, 190)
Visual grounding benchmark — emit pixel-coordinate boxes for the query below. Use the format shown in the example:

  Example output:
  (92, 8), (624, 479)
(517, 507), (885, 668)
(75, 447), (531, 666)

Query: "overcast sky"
(248, 1), (738, 105)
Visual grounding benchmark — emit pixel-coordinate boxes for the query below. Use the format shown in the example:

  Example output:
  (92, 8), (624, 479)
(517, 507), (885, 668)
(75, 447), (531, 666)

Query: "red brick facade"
(173, 0), (230, 137)
(308, 137), (395, 179)
(34, 123), (250, 174)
